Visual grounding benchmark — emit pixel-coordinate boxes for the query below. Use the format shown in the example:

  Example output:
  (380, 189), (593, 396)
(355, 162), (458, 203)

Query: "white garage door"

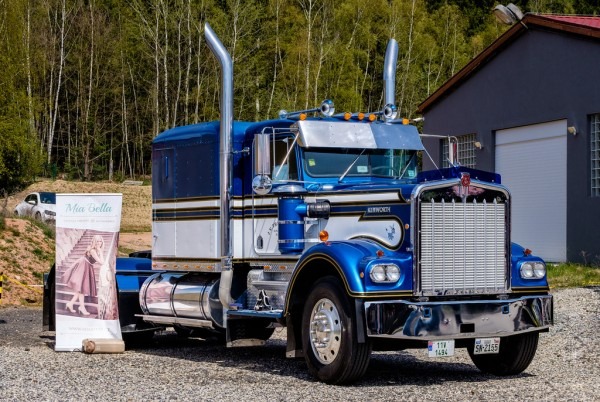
(495, 120), (567, 262)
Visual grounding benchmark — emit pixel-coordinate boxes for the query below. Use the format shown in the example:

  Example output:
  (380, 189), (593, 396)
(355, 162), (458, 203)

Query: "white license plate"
(473, 337), (500, 355)
(428, 340), (455, 357)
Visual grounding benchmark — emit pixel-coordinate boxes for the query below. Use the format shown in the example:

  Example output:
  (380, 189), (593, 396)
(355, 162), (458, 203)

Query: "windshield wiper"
(338, 149), (366, 183)
(398, 152), (417, 180)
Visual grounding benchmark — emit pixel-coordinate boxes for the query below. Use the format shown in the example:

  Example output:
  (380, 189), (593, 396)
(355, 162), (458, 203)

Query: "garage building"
(417, 14), (600, 263)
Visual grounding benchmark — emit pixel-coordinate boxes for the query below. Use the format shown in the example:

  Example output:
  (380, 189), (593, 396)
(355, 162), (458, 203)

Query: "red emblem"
(461, 172), (471, 187)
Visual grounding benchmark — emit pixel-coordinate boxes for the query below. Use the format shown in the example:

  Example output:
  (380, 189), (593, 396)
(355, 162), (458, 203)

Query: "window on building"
(592, 114), (600, 197)
(442, 133), (476, 168)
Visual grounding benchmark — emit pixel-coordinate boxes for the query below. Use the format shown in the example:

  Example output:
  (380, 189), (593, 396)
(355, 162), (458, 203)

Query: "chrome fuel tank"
(139, 272), (223, 326)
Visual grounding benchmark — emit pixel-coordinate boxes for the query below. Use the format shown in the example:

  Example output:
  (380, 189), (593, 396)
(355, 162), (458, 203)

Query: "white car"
(14, 192), (56, 223)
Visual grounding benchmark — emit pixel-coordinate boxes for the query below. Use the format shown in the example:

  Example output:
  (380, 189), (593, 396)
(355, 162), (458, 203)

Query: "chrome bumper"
(364, 295), (553, 340)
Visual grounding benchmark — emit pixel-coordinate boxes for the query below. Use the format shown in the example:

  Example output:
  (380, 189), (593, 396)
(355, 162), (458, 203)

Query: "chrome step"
(136, 314), (214, 329)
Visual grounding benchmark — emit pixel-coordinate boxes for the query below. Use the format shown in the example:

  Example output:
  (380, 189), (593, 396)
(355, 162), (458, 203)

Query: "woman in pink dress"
(64, 235), (105, 316)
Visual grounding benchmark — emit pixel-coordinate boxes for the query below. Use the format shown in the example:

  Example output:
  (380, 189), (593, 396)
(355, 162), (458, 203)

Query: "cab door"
(252, 134), (299, 256)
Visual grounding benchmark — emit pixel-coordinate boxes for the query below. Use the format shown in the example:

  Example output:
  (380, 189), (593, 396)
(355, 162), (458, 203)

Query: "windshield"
(303, 148), (419, 179)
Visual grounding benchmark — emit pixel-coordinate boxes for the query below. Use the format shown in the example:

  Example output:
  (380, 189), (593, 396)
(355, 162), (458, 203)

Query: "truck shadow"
(130, 329), (533, 386)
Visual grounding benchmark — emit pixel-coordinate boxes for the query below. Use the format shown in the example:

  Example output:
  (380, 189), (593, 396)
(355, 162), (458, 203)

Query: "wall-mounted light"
(474, 141), (484, 150)
(493, 3), (527, 29)
(493, 3), (524, 25)
(567, 126), (577, 136)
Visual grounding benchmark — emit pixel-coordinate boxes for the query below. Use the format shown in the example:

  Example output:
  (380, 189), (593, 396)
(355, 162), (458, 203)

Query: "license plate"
(473, 337), (500, 355)
(428, 340), (455, 357)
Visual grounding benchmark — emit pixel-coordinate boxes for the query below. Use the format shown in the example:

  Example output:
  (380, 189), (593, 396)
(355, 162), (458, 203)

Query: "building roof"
(542, 15), (600, 29)
(417, 14), (600, 114)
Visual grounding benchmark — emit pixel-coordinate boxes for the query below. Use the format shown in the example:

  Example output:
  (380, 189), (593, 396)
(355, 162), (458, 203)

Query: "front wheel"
(35, 211), (42, 221)
(301, 276), (371, 384)
(468, 332), (539, 376)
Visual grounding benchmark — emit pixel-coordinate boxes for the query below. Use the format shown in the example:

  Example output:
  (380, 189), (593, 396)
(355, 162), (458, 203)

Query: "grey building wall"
(421, 26), (600, 263)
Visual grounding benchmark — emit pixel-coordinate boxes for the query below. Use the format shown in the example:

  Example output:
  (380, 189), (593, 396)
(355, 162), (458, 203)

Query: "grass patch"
(118, 246), (137, 256)
(120, 225), (151, 233)
(32, 247), (48, 260)
(32, 271), (44, 281)
(547, 263), (600, 288)
(26, 218), (55, 240)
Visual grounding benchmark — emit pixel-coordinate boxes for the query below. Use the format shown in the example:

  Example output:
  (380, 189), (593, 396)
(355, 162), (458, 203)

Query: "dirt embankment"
(0, 180), (153, 306)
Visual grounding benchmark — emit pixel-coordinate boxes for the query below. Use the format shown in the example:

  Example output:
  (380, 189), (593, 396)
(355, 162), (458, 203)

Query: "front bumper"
(364, 295), (553, 340)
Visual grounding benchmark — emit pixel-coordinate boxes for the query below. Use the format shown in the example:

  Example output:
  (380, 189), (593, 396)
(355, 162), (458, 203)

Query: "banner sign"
(54, 193), (123, 352)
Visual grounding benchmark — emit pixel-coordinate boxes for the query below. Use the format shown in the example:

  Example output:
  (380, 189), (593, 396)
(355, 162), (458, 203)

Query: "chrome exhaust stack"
(383, 39), (399, 117)
(204, 23), (234, 314)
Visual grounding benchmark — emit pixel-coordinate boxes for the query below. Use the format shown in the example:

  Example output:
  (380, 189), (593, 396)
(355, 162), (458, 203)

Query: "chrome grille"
(419, 199), (507, 295)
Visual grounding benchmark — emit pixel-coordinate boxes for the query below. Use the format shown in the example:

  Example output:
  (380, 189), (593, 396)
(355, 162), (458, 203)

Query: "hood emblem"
(459, 172), (471, 200)
(461, 172), (471, 187)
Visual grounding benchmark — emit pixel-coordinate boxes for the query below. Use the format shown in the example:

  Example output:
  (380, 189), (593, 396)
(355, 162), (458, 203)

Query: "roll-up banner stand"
(54, 194), (123, 352)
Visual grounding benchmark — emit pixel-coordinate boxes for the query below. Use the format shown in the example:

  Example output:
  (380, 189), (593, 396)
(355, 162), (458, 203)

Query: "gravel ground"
(0, 287), (598, 401)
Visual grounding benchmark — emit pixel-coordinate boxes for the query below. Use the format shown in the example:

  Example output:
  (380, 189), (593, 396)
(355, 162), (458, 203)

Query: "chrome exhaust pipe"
(204, 23), (234, 312)
(383, 39), (399, 107)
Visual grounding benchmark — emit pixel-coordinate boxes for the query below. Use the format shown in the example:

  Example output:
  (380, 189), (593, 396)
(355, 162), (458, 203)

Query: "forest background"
(0, 0), (597, 192)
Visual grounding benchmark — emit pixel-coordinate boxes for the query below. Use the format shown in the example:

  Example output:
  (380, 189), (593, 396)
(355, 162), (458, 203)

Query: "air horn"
(278, 99), (335, 120)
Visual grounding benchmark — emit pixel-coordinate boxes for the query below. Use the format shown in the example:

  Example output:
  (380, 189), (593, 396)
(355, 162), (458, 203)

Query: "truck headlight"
(520, 262), (546, 279)
(370, 264), (401, 283)
(533, 262), (546, 278)
(520, 262), (534, 278)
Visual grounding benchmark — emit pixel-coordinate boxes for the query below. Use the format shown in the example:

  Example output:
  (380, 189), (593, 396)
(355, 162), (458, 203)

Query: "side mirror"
(253, 133), (272, 195)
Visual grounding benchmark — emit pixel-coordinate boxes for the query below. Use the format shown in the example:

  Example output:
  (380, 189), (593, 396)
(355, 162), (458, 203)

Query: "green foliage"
(0, 0), (594, 188)
(32, 247), (45, 259)
(547, 263), (600, 288)
(0, 215), (5, 231)
(0, 0), (43, 193)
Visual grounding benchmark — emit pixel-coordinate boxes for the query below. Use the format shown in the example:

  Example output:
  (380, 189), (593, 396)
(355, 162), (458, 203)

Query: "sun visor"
(295, 120), (424, 151)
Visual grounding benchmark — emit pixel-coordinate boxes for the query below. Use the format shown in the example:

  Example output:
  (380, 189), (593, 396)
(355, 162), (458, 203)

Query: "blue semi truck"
(44, 24), (553, 384)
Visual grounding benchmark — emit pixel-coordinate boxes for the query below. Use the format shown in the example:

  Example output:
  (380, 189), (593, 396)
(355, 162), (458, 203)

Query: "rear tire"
(468, 332), (539, 376)
(301, 276), (371, 384)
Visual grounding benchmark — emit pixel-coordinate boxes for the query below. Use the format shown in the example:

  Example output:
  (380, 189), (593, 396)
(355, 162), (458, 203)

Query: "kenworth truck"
(44, 24), (553, 384)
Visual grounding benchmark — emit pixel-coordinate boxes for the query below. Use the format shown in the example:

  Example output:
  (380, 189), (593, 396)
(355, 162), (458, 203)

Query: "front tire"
(468, 332), (539, 376)
(301, 276), (371, 384)
(35, 211), (42, 221)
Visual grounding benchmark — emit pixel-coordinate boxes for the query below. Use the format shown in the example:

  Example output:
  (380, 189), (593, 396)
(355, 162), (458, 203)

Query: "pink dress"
(64, 252), (97, 297)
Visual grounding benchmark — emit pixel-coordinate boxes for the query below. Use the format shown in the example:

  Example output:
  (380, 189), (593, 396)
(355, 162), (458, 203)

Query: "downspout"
(383, 39), (399, 106)
(204, 23), (234, 316)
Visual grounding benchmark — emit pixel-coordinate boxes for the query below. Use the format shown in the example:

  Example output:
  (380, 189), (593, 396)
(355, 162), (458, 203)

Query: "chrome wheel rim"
(309, 297), (342, 365)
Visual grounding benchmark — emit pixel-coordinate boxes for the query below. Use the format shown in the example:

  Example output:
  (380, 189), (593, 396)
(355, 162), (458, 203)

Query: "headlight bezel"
(369, 263), (401, 283)
(519, 261), (546, 279)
